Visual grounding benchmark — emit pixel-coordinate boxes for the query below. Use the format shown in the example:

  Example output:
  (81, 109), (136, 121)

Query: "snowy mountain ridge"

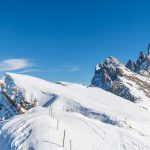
(1, 73), (150, 149)
(2, 44), (150, 150)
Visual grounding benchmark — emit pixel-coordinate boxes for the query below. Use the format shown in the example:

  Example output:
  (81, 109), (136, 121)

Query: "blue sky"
(0, 0), (150, 83)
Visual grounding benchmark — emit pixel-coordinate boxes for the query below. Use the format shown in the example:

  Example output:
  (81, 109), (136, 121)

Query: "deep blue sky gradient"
(0, 0), (150, 83)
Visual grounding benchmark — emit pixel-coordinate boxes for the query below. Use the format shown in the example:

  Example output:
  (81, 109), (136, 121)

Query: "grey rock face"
(91, 44), (150, 102)
(126, 59), (136, 72)
(126, 45), (150, 77)
(91, 57), (139, 102)
(91, 57), (121, 89)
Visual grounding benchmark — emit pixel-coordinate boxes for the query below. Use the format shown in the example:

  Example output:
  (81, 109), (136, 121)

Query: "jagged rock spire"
(138, 51), (145, 62)
(148, 43), (150, 55)
(135, 51), (145, 71)
(126, 59), (136, 71)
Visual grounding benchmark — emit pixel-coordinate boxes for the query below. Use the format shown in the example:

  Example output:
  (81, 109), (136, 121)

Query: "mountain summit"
(91, 44), (150, 104)
(126, 45), (150, 77)
(1, 60), (150, 149)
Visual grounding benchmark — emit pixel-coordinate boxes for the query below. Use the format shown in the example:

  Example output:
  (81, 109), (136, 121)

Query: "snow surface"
(1, 73), (150, 150)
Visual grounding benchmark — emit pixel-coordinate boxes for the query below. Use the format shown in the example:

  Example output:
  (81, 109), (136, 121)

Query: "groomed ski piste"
(0, 73), (150, 150)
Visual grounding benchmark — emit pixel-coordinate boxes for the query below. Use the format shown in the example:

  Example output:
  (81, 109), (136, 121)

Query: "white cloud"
(5, 61), (80, 74)
(0, 58), (33, 72)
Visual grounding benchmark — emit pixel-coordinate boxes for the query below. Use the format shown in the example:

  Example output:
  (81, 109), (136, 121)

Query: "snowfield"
(1, 73), (150, 150)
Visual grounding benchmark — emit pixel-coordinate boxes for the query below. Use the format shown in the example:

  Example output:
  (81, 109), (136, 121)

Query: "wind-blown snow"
(1, 73), (150, 150)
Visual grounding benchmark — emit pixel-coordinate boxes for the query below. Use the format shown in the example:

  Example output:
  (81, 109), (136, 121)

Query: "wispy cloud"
(17, 69), (38, 74)
(43, 69), (61, 73)
(40, 65), (80, 73)
(1, 59), (80, 74)
(0, 58), (34, 72)
(31, 65), (80, 74)
(63, 65), (80, 72)
(18, 68), (61, 74)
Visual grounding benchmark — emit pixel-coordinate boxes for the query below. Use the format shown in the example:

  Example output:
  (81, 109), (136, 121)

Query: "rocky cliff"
(91, 44), (150, 103)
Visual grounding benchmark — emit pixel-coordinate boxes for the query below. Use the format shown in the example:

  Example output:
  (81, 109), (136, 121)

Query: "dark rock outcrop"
(126, 59), (136, 72)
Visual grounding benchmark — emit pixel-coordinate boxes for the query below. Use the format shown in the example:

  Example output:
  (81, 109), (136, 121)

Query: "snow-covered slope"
(1, 73), (150, 150)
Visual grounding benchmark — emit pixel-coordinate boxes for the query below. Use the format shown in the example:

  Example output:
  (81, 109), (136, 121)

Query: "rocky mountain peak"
(125, 44), (150, 77)
(126, 59), (136, 72)
(91, 44), (150, 102)
(148, 43), (150, 55)
(137, 51), (145, 63)
(92, 56), (125, 91)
